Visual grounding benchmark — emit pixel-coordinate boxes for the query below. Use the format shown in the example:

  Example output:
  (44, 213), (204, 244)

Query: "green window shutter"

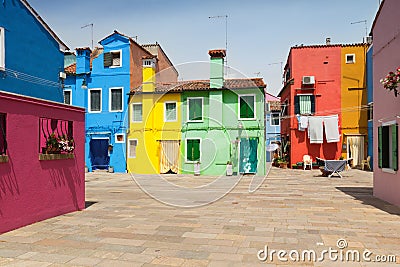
(186, 139), (200, 161)
(193, 140), (200, 161)
(187, 140), (193, 161)
(104, 52), (112, 67)
(378, 126), (382, 168)
(392, 124), (398, 171)
(294, 96), (300, 114)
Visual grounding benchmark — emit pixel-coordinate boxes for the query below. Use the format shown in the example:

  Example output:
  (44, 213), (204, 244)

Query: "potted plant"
(59, 135), (75, 153)
(45, 133), (60, 154)
(277, 158), (288, 169)
(194, 161), (201, 176)
(108, 166), (114, 173)
(226, 161), (233, 176)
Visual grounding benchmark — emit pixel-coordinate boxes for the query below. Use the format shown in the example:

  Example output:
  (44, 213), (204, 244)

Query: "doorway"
(239, 138), (258, 174)
(347, 136), (364, 167)
(89, 138), (110, 170)
(159, 140), (180, 174)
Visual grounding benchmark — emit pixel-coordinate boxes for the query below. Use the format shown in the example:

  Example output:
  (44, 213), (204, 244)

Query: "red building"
(278, 44), (343, 166)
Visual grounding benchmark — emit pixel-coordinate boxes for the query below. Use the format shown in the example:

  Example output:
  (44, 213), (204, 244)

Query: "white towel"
(323, 115), (340, 143)
(299, 116), (309, 129)
(308, 117), (324, 144)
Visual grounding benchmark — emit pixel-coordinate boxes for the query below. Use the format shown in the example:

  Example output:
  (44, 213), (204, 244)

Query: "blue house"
(366, 43), (373, 170)
(64, 31), (177, 172)
(265, 93), (281, 162)
(0, 0), (68, 101)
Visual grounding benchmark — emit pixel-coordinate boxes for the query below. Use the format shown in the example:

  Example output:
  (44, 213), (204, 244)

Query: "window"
(132, 103), (142, 122)
(0, 27), (4, 70)
(115, 133), (125, 143)
(188, 98), (203, 122)
(128, 139), (138, 158)
(186, 139), (200, 162)
(346, 54), (355, 64)
(0, 113), (6, 155)
(239, 95), (255, 119)
(281, 99), (288, 117)
(88, 89), (101, 112)
(165, 102), (177, 122)
(378, 123), (398, 171)
(294, 95), (315, 115)
(367, 103), (373, 121)
(104, 50), (121, 68)
(64, 90), (72, 105)
(109, 87), (123, 112)
(270, 112), (280, 126)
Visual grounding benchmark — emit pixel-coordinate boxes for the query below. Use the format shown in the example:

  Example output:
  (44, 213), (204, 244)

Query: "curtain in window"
(129, 140), (137, 158)
(132, 104), (142, 121)
(111, 89), (122, 111)
(90, 91), (100, 111)
(165, 103), (176, 121)
(160, 140), (180, 173)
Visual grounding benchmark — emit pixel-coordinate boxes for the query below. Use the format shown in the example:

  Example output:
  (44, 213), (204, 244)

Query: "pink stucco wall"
(0, 91), (85, 233)
(372, 0), (400, 206)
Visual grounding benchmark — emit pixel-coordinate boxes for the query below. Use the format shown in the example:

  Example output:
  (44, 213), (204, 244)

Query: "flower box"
(39, 153), (74, 161)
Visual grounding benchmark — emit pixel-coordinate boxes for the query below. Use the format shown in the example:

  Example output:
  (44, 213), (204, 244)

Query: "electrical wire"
(3, 67), (61, 88)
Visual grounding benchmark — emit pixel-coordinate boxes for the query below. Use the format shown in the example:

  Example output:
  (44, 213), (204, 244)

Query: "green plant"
(46, 133), (60, 151)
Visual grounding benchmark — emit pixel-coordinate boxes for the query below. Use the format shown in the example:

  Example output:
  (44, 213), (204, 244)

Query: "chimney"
(326, 37), (331, 45)
(209, 49), (226, 88)
(142, 55), (157, 93)
(76, 47), (91, 74)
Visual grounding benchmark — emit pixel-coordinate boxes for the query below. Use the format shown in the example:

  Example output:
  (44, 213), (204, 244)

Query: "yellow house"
(341, 44), (369, 166)
(127, 56), (181, 174)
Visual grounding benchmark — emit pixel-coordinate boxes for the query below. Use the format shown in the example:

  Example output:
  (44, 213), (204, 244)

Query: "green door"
(239, 138), (258, 174)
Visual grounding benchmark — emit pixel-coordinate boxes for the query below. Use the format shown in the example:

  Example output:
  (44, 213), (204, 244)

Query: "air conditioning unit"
(59, 72), (66, 79)
(302, 76), (315, 85)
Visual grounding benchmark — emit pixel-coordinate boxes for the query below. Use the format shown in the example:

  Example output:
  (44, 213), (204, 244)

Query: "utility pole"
(81, 23), (94, 50)
(209, 15), (228, 76)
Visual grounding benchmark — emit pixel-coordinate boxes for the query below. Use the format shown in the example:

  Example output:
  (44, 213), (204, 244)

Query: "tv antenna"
(81, 23), (94, 50)
(351, 20), (368, 37)
(209, 15), (228, 75)
(268, 61), (284, 84)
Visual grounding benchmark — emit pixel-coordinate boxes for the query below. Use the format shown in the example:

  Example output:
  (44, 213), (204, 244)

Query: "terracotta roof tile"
(65, 63), (76, 74)
(208, 49), (226, 58)
(134, 78), (266, 93)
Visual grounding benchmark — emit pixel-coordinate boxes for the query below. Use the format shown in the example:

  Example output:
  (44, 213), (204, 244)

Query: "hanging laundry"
(299, 116), (309, 131)
(308, 117), (324, 144)
(323, 115), (340, 143)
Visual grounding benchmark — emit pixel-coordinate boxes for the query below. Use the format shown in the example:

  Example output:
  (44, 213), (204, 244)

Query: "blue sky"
(29, 0), (380, 95)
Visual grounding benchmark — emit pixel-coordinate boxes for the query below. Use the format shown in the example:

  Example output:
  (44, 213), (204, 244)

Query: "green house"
(171, 49), (266, 176)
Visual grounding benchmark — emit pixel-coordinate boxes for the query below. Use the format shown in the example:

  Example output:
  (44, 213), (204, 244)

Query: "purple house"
(372, 0), (400, 206)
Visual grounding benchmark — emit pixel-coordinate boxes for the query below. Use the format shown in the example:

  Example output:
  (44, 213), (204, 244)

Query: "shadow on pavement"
(336, 187), (400, 216)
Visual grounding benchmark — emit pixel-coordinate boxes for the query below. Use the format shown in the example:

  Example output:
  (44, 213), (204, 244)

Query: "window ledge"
(0, 155), (8, 163)
(39, 153), (74, 161)
(382, 168), (397, 174)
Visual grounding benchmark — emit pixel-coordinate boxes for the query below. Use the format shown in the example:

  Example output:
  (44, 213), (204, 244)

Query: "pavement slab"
(0, 168), (399, 266)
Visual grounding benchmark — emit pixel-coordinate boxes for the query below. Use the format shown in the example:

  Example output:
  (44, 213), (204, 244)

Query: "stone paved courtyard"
(0, 168), (399, 266)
